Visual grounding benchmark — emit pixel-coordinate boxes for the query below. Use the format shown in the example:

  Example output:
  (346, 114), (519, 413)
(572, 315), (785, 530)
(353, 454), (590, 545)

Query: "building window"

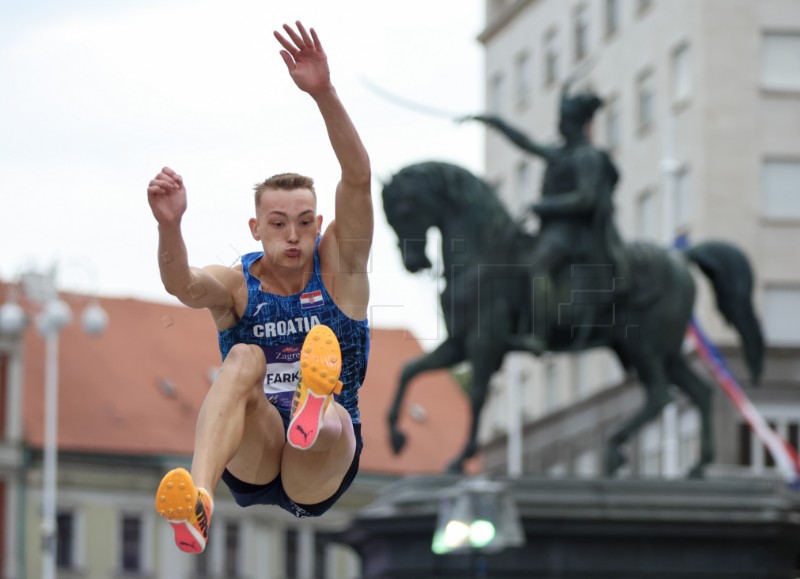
(283, 526), (326, 579)
(489, 72), (505, 115)
(224, 521), (241, 578)
(121, 515), (143, 573)
(738, 422), (752, 466)
(56, 511), (76, 570)
(761, 159), (800, 219)
(574, 5), (590, 62)
(790, 423), (800, 458)
(636, 70), (655, 132)
(740, 419), (800, 469)
(515, 160), (534, 211)
(285, 528), (298, 579)
(544, 29), (559, 86)
(636, 190), (658, 239)
(514, 50), (533, 108)
(196, 521), (242, 578)
(315, 535), (329, 579)
(605, 0), (620, 37)
(763, 287), (800, 345)
(195, 529), (212, 577)
(765, 422), (778, 468)
(761, 33), (800, 91)
(672, 165), (693, 232)
(671, 43), (692, 104)
(604, 96), (621, 151)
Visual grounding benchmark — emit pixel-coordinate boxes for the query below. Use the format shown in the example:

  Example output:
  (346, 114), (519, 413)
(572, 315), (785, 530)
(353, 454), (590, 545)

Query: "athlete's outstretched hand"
(147, 166), (187, 226)
(274, 21), (332, 97)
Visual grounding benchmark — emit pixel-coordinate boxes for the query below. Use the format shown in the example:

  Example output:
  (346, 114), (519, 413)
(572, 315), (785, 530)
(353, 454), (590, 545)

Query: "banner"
(686, 319), (800, 487)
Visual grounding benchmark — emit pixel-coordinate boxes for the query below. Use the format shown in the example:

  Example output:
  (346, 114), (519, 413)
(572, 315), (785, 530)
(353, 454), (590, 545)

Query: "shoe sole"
(288, 325), (343, 450)
(155, 468), (207, 553)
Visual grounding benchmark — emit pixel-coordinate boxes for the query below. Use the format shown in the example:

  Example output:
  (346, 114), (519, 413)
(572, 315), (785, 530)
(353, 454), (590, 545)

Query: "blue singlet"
(218, 242), (369, 423)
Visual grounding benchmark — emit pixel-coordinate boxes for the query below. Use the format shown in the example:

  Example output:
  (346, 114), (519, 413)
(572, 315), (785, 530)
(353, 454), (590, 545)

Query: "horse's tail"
(684, 241), (765, 385)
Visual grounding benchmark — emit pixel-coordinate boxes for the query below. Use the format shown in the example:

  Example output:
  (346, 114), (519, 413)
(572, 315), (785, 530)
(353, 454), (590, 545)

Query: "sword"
(359, 76), (467, 121)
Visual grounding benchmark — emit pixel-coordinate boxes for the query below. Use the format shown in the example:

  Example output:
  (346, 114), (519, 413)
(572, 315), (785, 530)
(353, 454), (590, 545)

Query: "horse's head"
(383, 161), (521, 273)
(382, 164), (441, 273)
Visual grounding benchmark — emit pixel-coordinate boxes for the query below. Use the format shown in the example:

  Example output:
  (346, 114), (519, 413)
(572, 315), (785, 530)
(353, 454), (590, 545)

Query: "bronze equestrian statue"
(382, 91), (764, 476)
(462, 87), (628, 355)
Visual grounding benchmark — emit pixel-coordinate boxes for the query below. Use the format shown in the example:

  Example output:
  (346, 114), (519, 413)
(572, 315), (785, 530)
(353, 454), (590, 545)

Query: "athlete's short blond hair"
(254, 173), (316, 207)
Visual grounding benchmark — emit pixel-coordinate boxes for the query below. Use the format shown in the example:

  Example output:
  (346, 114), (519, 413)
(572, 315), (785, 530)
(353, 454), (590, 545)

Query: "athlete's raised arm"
(274, 21), (373, 274)
(147, 167), (236, 315)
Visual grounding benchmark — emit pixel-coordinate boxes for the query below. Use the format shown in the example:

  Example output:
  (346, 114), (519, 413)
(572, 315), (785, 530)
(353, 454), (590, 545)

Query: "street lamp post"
(0, 267), (108, 579)
(37, 298), (71, 579)
(660, 112), (680, 480)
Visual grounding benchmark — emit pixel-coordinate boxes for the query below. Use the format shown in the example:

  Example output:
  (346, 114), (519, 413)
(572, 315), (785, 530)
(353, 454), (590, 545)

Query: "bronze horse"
(383, 161), (764, 476)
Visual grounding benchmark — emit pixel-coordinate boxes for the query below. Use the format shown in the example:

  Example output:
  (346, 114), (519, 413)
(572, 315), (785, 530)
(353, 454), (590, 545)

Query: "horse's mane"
(386, 161), (520, 249)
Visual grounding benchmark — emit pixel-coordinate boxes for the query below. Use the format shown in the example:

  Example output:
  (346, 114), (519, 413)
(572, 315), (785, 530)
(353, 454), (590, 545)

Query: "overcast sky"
(0, 0), (487, 345)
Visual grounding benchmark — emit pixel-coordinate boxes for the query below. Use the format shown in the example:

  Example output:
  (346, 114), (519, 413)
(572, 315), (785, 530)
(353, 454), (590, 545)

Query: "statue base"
(342, 475), (800, 578)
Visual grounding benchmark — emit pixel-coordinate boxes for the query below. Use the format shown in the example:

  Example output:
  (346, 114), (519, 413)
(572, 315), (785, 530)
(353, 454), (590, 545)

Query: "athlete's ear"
(249, 217), (260, 241)
(316, 215), (323, 231)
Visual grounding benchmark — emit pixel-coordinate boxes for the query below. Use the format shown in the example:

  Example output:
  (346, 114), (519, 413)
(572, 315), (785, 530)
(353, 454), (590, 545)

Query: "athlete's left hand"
(274, 21), (332, 97)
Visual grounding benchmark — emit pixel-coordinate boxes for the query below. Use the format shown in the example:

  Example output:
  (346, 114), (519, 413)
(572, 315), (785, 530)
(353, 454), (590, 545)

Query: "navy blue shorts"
(221, 409), (363, 519)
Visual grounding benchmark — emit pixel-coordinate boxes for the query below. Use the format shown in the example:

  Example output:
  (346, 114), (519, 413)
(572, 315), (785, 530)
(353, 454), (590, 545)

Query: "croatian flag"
(687, 319), (800, 488)
(300, 290), (324, 309)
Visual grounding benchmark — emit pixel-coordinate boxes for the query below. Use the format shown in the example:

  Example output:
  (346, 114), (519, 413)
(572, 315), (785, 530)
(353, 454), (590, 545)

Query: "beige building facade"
(476, 0), (800, 479)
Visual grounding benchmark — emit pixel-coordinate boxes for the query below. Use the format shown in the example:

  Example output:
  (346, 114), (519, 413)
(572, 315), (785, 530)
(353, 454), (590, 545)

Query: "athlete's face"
(250, 188), (322, 269)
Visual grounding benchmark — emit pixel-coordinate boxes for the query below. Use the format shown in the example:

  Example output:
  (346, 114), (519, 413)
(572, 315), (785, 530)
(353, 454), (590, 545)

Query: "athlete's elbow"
(161, 276), (196, 305)
(163, 283), (191, 304)
(343, 167), (372, 191)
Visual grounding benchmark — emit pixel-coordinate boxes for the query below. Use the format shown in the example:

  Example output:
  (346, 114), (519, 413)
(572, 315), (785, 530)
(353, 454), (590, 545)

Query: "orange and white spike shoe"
(288, 325), (343, 450)
(155, 467), (214, 554)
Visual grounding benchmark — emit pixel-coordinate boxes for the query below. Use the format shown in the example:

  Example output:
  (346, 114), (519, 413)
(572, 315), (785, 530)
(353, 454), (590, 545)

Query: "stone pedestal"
(343, 475), (800, 578)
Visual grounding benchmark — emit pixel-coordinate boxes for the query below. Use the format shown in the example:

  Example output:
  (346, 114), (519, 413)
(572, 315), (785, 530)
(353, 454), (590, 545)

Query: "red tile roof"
(1, 285), (480, 475)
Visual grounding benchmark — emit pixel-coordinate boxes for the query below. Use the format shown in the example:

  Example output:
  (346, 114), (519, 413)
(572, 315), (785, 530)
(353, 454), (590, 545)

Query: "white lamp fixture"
(431, 478), (525, 555)
(81, 300), (109, 336)
(0, 299), (28, 334)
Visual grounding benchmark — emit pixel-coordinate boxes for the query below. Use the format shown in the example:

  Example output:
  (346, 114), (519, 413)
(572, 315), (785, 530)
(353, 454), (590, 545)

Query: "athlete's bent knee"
(222, 344), (266, 389)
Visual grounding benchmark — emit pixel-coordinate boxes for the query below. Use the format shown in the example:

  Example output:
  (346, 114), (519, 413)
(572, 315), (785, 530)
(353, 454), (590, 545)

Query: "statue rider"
(462, 85), (628, 354)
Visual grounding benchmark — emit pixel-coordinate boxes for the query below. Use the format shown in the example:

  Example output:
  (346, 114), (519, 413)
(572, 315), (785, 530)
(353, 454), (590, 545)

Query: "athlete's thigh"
(280, 404), (357, 505)
(226, 395), (286, 486)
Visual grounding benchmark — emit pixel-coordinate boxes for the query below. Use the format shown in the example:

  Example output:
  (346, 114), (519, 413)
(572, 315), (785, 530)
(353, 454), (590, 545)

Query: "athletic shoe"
(155, 467), (214, 554)
(288, 324), (343, 450)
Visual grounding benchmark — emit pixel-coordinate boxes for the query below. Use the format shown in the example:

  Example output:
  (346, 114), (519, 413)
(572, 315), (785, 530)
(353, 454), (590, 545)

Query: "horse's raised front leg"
(387, 338), (465, 455)
(606, 350), (673, 477)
